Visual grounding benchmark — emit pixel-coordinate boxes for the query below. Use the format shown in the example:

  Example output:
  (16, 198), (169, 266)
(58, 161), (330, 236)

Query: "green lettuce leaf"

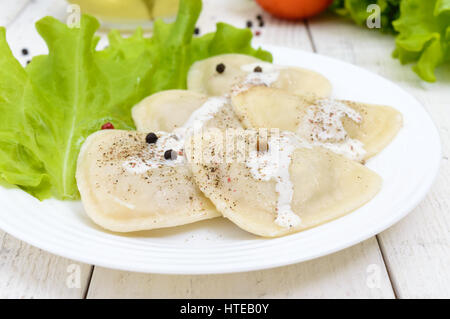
(393, 0), (450, 82)
(331, 0), (450, 82)
(0, 0), (272, 200)
(0, 28), (52, 198)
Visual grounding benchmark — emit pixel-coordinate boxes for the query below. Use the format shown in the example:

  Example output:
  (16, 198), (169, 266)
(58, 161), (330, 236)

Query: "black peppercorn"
(216, 63), (226, 74)
(256, 14), (263, 21)
(254, 66), (262, 73)
(259, 21), (264, 27)
(194, 27), (200, 35)
(145, 132), (158, 144)
(246, 20), (253, 28)
(22, 48), (28, 55)
(164, 149), (177, 160)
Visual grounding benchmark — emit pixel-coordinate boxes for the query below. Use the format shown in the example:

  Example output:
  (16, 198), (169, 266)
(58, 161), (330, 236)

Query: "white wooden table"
(1, 0), (449, 299)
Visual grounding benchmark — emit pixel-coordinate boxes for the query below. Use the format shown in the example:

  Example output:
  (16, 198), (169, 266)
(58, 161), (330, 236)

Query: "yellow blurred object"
(68, 0), (179, 27)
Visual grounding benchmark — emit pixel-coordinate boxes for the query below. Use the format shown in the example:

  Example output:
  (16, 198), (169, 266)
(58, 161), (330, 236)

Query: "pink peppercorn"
(101, 122), (114, 130)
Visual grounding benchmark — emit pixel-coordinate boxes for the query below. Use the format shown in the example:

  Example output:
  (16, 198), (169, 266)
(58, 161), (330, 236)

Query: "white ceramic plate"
(0, 45), (441, 274)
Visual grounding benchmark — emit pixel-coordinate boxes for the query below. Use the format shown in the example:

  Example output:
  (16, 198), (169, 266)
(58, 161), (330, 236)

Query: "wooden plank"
(198, 0), (314, 50)
(87, 238), (394, 299)
(307, 13), (450, 298)
(0, 0), (29, 27)
(0, 0), (93, 299)
(4, 0), (70, 66)
(87, 4), (394, 299)
(0, 232), (92, 298)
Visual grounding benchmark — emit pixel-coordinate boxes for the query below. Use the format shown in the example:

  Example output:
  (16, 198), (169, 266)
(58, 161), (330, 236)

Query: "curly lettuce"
(393, 0), (450, 82)
(331, 0), (450, 82)
(0, 0), (272, 200)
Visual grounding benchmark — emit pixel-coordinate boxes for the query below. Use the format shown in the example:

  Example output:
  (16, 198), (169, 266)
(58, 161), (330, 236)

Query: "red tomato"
(256, 0), (333, 20)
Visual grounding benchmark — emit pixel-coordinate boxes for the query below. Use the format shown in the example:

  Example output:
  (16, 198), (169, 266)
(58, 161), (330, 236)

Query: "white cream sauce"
(298, 99), (366, 161)
(246, 131), (306, 228)
(123, 97), (228, 173)
(174, 96), (228, 139)
(230, 62), (281, 96)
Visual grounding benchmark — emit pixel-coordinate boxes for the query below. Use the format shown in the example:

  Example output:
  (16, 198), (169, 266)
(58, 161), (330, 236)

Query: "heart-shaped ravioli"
(132, 90), (209, 132)
(132, 90), (242, 133)
(187, 54), (332, 97)
(78, 91), (247, 232)
(76, 130), (220, 232)
(185, 130), (381, 237)
(231, 86), (402, 161)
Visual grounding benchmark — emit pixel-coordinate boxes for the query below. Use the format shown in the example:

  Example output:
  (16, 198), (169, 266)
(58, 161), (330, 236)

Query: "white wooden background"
(0, 0), (449, 299)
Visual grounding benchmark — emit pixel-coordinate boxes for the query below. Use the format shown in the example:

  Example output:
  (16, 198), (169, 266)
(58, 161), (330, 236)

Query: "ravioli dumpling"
(187, 54), (332, 97)
(76, 130), (220, 232)
(132, 90), (242, 133)
(132, 90), (208, 132)
(185, 130), (382, 237)
(78, 90), (247, 232)
(231, 86), (402, 160)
